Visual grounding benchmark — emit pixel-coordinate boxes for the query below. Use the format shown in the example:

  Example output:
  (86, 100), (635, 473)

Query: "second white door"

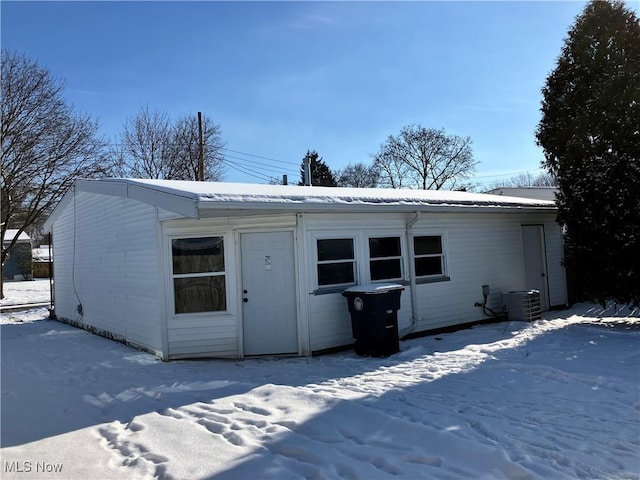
(521, 225), (550, 310)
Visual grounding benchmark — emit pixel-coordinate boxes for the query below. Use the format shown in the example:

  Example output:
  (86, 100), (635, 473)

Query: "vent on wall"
(502, 290), (542, 322)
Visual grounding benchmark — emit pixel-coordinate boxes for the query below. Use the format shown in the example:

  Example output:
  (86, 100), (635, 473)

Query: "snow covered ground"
(1, 281), (639, 479)
(0, 279), (51, 306)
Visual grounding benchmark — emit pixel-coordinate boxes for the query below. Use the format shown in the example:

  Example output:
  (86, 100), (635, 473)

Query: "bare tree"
(1, 49), (107, 297)
(116, 108), (225, 181)
(171, 114), (225, 181)
(373, 152), (411, 189)
(336, 162), (380, 188)
(372, 125), (477, 190)
(487, 171), (556, 190)
(116, 106), (174, 179)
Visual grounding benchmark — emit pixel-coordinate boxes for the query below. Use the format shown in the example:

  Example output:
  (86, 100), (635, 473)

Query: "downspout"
(400, 211), (420, 338)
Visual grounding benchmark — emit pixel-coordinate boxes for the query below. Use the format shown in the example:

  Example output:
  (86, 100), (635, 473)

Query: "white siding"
(304, 214), (410, 351)
(412, 213), (524, 331)
(52, 191), (163, 355)
(52, 190), (567, 360)
(304, 211), (566, 352)
(161, 215), (297, 359)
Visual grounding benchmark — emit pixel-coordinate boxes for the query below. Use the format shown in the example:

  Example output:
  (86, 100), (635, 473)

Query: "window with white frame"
(413, 235), (445, 277)
(368, 236), (403, 281)
(172, 236), (226, 314)
(316, 238), (356, 286)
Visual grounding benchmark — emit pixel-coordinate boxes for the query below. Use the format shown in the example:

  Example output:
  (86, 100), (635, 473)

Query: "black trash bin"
(342, 283), (404, 357)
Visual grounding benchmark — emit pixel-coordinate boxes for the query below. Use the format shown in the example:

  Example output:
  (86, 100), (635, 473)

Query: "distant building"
(486, 187), (558, 202)
(2, 229), (33, 280)
(32, 245), (53, 278)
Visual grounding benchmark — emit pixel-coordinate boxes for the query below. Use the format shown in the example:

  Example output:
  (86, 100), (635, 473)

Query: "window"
(172, 237), (226, 314)
(413, 235), (444, 277)
(317, 238), (355, 286)
(368, 236), (402, 281)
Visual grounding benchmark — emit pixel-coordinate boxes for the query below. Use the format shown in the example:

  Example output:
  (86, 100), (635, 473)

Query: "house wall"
(52, 191), (567, 360)
(51, 190), (164, 355)
(160, 214), (298, 359)
(2, 243), (32, 279)
(304, 211), (567, 353)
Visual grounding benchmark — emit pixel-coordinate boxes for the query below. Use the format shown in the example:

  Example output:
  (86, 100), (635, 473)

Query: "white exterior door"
(521, 225), (550, 310)
(241, 232), (298, 356)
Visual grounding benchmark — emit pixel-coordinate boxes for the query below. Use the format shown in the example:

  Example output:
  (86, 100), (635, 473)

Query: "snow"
(32, 247), (52, 262)
(1, 280), (639, 479)
(91, 178), (557, 209)
(2, 229), (31, 243)
(342, 283), (405, 294)
(0, 279), (51, 307)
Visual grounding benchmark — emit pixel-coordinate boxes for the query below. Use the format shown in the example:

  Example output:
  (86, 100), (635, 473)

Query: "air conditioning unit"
(502, 290), (542, 322)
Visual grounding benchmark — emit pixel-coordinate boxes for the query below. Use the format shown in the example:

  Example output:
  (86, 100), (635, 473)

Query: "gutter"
(399, 211), (420, 338)
(197, 201), (556, 216)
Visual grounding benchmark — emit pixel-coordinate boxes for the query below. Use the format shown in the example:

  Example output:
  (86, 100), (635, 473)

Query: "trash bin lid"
(342, 283), (404, 294)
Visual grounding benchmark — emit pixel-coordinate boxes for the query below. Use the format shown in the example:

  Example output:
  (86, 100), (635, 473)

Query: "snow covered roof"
(3, 229), (31, 244)
(45, 178), (557, 229)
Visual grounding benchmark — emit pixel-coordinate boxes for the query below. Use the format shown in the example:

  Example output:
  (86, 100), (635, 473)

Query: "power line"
(222, 148), (299, 167)
(224, 159), (274, 182)
(223, 153), (299, 176)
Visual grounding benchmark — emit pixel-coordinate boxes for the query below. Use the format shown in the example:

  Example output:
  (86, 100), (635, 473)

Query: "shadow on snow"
(1, 307), (639, 478)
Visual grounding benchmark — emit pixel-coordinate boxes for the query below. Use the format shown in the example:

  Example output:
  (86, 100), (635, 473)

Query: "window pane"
(415, 257), (443, 276)
(369, 237), (401, 258)
(317, 239), (354, 261)
(370, 259), (402, 281)
(414, 236), (442, 255)
(174, 276), (226, 313)
(172, 237), (224, 274)
(318, 262), (354, 286)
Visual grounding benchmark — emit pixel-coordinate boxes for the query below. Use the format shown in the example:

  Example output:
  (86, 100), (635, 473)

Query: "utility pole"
(197, 112), (204, 181)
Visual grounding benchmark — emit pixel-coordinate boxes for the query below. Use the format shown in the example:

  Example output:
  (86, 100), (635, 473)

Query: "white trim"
(520, 224), (551, 310)
(238, 228), (300, 356)
(311, 233), (359, 289)
(296, 214), (311, 356)
(365, 234), (405, 283)
(157, 219), (170, 360)
(165, 232), (233, 318)
(231, 230), (244, 358)
(410, 230), (450, 279)
(45, 179), (558, 232)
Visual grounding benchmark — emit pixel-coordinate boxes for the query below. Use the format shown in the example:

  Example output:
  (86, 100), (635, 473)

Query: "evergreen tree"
(535, 0), (640, 306)
(298, 150), (337, 187)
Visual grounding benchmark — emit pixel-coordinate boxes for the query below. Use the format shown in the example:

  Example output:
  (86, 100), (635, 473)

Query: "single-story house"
(2, 229), (33, 280)
(486, 187), (558, 202)
(44, 178), (567, 360)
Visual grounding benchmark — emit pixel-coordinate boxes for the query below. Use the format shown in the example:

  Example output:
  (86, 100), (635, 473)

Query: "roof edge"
(44, 179), (200, 232)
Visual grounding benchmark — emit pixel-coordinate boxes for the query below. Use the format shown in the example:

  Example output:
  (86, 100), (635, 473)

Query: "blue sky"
(3, 1), (627, 187)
